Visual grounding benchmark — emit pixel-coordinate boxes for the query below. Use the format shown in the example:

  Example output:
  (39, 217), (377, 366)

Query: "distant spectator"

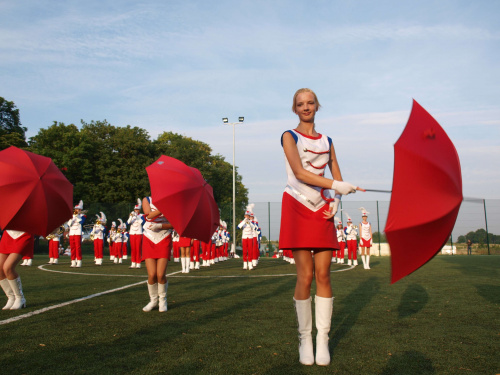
(467, 239), (472, 255)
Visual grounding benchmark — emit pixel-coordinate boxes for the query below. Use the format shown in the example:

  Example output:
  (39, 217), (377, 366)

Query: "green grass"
(0, 254), (498, 375)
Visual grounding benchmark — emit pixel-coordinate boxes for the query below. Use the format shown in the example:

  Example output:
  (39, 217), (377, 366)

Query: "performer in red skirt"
(142, 196), (173, 312)
(279, 88), (358, 366)
(0, 230), (34, 310)
(178, 235), (193, 273)
(358, 208), (373, 270)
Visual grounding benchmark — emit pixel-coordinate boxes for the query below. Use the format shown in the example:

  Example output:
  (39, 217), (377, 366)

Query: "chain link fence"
(252, 199), (500, 256)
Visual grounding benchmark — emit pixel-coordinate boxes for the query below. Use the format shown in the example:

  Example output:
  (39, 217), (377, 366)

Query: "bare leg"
(1, 253), (23, 280)
(313, 250), (333, 298)
(156, 258), (168, 284)
(145, 258), (158, 284)
(293, 250), (314, 300)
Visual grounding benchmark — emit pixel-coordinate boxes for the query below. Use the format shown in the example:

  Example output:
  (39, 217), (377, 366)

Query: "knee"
(315, 271), (331, 287)
(297, 272), (313, 289)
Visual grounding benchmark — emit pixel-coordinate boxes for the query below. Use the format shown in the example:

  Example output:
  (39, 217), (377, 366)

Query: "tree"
(0, 97), (27, 149)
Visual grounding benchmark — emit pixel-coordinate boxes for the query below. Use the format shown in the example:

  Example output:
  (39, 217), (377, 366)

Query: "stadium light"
(222, 117), (245, 254)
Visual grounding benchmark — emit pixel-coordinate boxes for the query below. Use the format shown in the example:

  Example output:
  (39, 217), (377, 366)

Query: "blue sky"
(1, 0), (499, 203)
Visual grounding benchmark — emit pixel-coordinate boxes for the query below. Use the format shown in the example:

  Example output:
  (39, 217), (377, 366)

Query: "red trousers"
(242, 238), (253, 262)
(347, 240), (357, 260)
(337, 241), (345, 259)
(93, 239), (103, 259)
(115, 242), (123, 258)
(49, 240), (60, 259)
(69, 235), (82, 260)
(129, 234), (143, 264)
(191, 240), (200, 262)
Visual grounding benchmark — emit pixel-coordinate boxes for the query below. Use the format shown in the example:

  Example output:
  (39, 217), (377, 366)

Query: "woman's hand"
(323, 198), (340, 219)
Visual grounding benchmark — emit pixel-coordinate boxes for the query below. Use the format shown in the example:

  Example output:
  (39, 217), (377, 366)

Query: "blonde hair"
(292, 88), (321, 113)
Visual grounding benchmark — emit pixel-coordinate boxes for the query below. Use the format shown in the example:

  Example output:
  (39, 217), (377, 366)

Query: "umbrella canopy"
(146, 155), (220, 243)
(385, 100), (463, 283)
(0, 146), (73, 236)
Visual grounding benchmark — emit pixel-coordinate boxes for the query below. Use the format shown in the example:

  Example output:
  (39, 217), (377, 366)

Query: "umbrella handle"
(320, 188), (335, 203)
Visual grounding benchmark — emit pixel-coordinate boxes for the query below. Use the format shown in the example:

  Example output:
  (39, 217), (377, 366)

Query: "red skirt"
(178, 236), (192, 247)
(0, 232), (34, 256)
(279, 192), (339, 251)
(142, 235), (172, 260)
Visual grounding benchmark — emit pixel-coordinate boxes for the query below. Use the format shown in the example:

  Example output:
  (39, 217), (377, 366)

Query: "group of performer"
(237, 203), (262, 270)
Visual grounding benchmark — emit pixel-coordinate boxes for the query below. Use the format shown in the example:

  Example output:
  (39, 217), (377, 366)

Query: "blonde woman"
(279, 88), (358, 366)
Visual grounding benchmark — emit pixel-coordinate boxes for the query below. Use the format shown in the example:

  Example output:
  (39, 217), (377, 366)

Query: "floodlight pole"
(222, 117), (244, 254)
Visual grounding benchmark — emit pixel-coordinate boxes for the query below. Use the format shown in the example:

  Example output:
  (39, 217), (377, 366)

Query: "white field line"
(0, 261), (354, 325)
(0, 270), (180, 326)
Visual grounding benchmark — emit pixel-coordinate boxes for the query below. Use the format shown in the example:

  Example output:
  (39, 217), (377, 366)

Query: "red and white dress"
(0, 230), (34, 256)
(279, 130), (339, 251)
(336, 228), (346, 260)
(142, 197), (172, 260)
(360, 222), (372, 248)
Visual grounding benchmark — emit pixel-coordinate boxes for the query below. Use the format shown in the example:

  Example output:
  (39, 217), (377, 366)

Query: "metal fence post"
(376, 201), (381, 256)
(484, 199), (490, 255)
(268, 201), (271, 256)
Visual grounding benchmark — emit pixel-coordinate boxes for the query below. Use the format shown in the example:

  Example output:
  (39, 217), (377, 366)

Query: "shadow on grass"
(475, 284), (500, 304)
(380, 350), (435, 375)
(330, 277), (380, 351)
(397, 284), (429, 319)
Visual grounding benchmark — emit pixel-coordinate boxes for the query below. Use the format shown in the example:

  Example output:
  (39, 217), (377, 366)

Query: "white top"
(283, 130), (332, 212)
(346, 225), (358, 241)
(91, 224), (106, 240)
(360, 222), (372, 240)
(142, 198), (172, 244)
(337, 228), (346, 242)
(127, 213), (145, 235)
(238, 219), (254, 239)
(67, 214), (85, 235)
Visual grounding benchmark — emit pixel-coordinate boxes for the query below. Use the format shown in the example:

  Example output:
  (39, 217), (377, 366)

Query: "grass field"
(0, 253), (498, 375)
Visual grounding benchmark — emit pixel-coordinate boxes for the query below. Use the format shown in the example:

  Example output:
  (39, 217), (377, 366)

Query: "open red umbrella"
(385, 100), (463, 283)
(0, 146), (73, 236)
(146, 155), (220, 243)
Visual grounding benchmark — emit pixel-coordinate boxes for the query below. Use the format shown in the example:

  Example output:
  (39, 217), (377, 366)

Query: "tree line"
(0, 96), (249, 235)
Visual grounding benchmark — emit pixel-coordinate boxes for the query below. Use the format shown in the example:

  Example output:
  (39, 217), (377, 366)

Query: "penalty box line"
(0, 270), (181, 326)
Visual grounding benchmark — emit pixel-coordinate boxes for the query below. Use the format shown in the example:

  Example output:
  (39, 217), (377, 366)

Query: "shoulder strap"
(281, 130), (298, 147)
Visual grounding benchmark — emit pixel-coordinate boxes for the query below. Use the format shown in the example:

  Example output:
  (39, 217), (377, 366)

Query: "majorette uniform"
(210, 230), (218, 264)
(90, 214), (106, 265)
(141, 197), (172, 314)
(127, 201), (145, 269)
(359, 220), (372, 269)
(238, 208), (255, 270)
(279, 130), (339, 251)
(336, 225), (346, 264)
(345, 223), (358, 266)
(67, 201), (86, 268)
(107, 222), (117, 260)
(0, 230), (33, 310)
(48, 228), (63, 264)
(224, 229), (230, 259)
(172, 231), (180, 262)
(215, 225), (224, 262)
(113, 220), (125, 264)
(141, 197), (172, 260)
(122, 229), (129, 259)
(360, 222), (372, 248)
(251, 216), (260, 267)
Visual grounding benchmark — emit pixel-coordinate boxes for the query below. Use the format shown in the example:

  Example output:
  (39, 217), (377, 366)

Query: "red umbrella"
(0, 146), (73, 236)
(385, 100), (463, 283)
(146, 155), (220, 243)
